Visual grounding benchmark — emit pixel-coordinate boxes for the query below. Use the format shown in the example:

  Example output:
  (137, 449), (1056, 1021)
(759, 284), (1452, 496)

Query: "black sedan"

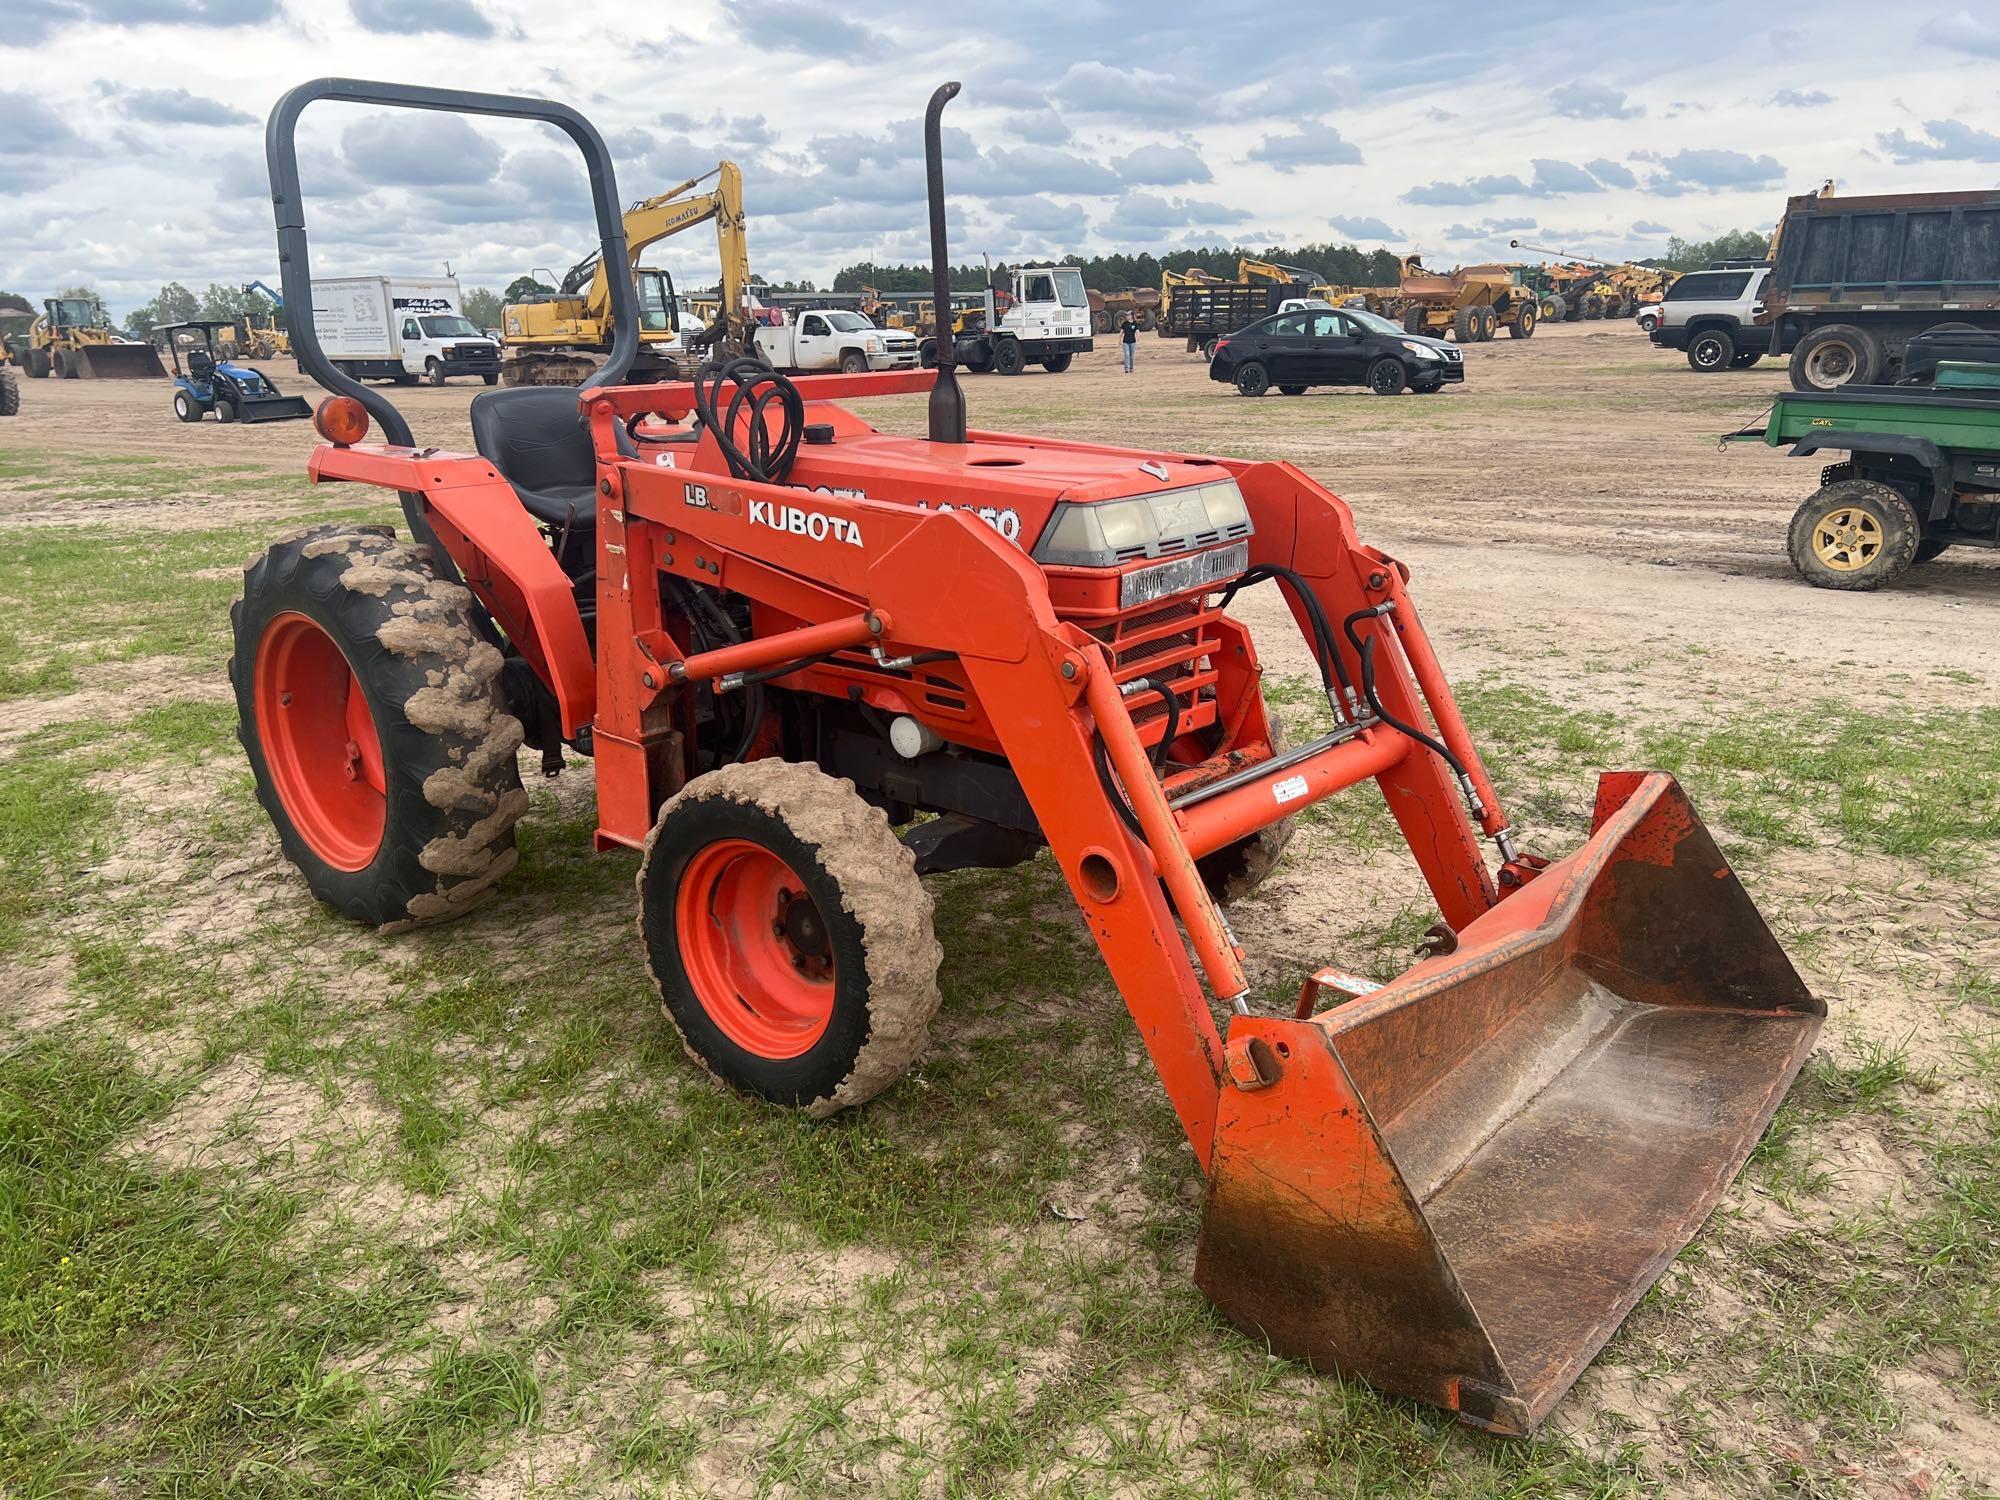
(1209, 307), (1465, 397)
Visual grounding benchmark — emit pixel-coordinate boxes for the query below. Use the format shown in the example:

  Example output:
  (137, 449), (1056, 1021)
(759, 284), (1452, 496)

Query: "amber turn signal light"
(313, 395), (371, 447)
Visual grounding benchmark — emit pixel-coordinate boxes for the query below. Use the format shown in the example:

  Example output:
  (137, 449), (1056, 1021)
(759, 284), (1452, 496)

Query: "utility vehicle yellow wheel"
(1786, 479), (1919, 591)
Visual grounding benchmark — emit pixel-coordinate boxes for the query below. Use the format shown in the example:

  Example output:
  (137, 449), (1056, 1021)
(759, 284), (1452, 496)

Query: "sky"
(5, 0), (2000, 319)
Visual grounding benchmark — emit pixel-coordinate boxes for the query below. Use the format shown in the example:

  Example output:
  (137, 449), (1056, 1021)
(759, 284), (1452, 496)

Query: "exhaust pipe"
(923, 81), (966, 445)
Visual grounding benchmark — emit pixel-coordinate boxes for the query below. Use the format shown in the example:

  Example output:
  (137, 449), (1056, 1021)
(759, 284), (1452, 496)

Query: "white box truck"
(307, 276), (502, 386)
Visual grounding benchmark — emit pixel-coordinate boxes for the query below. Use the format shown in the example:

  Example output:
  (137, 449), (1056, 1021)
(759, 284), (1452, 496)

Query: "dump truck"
(243, 75), (1822, 1439)
(16, 296), (168, 379)
(1724, 354), (2000, 586)
(1760, 186), (2000, 391)
(1087, 286), (1159, 334)
(310, 276), (502, 385)
(1398, 258), (1536, 341)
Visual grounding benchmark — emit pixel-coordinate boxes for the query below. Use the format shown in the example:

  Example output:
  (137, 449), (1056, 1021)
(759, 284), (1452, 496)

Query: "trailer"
(1724, 363), (2000, 586)
(1768, 188), (2000, 390)
(309, 275), (501, 386)
(1158, 281), (1296, 359)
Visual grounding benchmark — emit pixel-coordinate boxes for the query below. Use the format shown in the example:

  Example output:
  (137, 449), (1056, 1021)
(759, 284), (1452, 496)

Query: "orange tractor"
(238, 79), (1823, 1435)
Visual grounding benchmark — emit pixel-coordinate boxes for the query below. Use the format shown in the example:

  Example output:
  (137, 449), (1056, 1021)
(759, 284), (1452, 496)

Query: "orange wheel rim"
(676, 838), (836, 1058)
(254, 612), (386, 871)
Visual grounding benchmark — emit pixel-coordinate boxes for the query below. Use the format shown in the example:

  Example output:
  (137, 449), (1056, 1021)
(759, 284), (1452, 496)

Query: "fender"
(1788, 431), (1952, 520)
(308, 443), (595, 733)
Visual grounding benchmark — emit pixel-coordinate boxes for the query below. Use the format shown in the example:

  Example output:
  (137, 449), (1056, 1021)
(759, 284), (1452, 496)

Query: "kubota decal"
(749, 498), (865, 547)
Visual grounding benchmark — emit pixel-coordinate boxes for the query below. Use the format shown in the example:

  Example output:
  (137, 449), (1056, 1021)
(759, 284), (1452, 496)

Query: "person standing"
(1120, 311), (1137, 373)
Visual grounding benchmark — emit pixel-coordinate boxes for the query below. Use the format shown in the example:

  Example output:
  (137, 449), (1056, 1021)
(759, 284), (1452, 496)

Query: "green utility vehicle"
(1727, 362), (2000, 588)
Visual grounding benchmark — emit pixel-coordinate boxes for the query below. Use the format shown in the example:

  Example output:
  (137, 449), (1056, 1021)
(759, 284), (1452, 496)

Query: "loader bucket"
(71, 343), (168, 379)
(1195, 771), (1822, 1435)
(234, 393), (313, 423)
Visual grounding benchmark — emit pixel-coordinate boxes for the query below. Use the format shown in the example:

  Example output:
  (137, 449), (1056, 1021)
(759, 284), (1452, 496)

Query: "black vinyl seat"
(469, 386), (599, 529)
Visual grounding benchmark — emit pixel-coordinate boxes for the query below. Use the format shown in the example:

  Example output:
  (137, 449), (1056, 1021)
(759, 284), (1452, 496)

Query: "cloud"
(1484, 216), (1537, 233)
(1640, 147), (1786, 196)
(1101, 192), (1250, 239)
(1631, 219), (1671, 235)
(0, 89), (90, 156)
(719, 0), (869, 56)
(1246, 121), (1362, 171)
(991, 195), (1088, 238)
(1919, 9), (2000, 57)
(349, 0), (493, 37)
(1548, 81), (1642, 119)
(6, 0), (277, 46)
(1007, 109), (1071, 145)
(658, 111), (775, 148)
(1328, 214), (1398, 240)
(1877, 118), (2000, 163)
(1585, 157), (1637, 189)
(1529, 159), (1602, 194)
(1050, 62), (1195, 125)
(1112, 143), (1211, 186)
(1403, 174), (1529, 206)
(110, 86), (254, 125)
(1772, 88), (1833, 107)
(341, 113), (503, 187)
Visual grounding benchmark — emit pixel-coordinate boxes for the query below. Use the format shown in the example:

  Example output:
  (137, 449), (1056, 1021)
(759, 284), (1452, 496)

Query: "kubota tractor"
(236, 78), (1824, 1436)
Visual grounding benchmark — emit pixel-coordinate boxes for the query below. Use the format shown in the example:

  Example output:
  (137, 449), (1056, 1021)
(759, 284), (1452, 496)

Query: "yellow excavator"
(501, 162), (754, 386)
(17, 296), (167, 380)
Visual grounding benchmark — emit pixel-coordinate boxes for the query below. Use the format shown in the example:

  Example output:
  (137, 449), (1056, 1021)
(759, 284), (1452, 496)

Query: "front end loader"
(236, 77), (1823, 1435)
(26, 296), (168, 380)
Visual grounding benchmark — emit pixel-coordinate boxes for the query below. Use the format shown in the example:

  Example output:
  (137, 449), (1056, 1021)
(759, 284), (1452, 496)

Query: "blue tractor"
(159, 319), (312, 424)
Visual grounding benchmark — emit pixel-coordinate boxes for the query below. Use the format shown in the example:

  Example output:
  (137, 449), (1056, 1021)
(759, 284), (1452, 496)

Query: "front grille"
(1109, 518), (1253, 564)
(1079, 596), (1224, 731)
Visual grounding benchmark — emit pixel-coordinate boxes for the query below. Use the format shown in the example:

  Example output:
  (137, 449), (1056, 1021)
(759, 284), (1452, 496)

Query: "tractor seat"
(187, 349), (215, 380)
(469, 386), (603, 529)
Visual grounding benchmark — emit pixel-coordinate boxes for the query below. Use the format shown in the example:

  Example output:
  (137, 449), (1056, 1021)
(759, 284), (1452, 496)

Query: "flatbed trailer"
(1725, 374), (2000, 587)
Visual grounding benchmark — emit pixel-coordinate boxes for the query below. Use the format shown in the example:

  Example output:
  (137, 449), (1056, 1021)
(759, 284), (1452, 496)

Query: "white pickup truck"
(754, 309), (920, 374)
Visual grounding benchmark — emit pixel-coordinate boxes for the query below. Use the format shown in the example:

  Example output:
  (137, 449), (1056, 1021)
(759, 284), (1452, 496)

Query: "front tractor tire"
(639, 760), (942, 1117)
(231, 526), (529, 927)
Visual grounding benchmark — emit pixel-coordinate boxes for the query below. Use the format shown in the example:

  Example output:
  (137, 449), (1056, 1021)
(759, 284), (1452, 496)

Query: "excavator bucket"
(1195, 771), (1822, 1435)
(70, 343), (168, 379)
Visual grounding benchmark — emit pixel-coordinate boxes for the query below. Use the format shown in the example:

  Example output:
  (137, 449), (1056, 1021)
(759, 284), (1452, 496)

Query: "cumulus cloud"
(1101, 191), (1250, 239)
(341, 113), (503, 186)
(719, 0), (869, 56)
(1327, 214), (1397, 239)
(1112, 143), (1211, 186)
(1631, 219), (1671, 235)
(1877, 118), (2000, 162)
(350, 0), (493, 37)
(1529, 159), (1602, 194)
(991, 195), (1088, 238)
(1403, 174), (1529, 206)
(1548, 81), (1642, 119)
(1638, 148), (1786, 196)
(1050, 62), (1195, 125)
(1585, 157), (1637, 189)
(6, 0), (277, 46)
(1772, 88), (1832, 107)
(1007, 109), (1071, 145)
(1918, 9), (2000, 57)
(1246, 122), (1362, 171)
(109, 85), (255, 125)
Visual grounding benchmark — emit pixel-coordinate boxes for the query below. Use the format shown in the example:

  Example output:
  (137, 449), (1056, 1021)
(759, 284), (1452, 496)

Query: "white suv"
(1650, 265), (1772, 372)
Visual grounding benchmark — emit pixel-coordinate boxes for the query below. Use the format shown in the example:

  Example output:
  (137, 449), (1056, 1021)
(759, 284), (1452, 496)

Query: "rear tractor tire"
(639, 759), (942, 1117)
(173, 390), (202, 423)
(0, 367), (18, 416)
(230, 525), (529, 927)
(1197, 719), (1296, 903)
(1785, 478), (1920, 590)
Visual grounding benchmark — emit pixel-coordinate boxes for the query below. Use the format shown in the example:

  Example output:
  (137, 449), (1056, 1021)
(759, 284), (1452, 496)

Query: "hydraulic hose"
(1217, 563), (1357, 717)
(1340, 603), (1478, 804)
(692, 357), (803, 485)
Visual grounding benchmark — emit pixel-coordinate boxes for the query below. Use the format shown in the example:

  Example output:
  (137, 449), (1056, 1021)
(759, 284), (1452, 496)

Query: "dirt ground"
(2, 322), (1997, 1497)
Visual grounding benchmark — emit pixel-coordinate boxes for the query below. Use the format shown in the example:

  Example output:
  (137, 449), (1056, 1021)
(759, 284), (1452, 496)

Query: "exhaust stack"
(923, 81), (966, 445)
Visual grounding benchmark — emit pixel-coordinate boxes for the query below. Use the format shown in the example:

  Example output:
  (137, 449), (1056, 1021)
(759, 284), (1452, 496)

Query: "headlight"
(1032, 480), (1252, 566)
(1400, 340), (1440, 359)
(866, 337), (882, 352)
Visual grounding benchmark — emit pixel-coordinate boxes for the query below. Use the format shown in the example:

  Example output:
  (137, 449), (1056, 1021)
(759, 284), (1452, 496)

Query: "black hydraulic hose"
(1093, 735), (1148, 841)
(1340, 604), (1471, 786)
(668, 577), (765, 766)
(1216, 563), (1356, 710)
(1090, 673), (1179, 840)
(692, 357), (803, 485)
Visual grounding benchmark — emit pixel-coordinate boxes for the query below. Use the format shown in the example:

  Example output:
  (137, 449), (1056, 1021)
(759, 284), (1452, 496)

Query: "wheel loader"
(237, 77), (1823, 1436)
(18, 296), (168, 379)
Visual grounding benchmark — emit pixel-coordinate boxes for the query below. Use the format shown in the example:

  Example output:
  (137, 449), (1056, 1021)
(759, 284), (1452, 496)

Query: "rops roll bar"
(264, 78), (642, 449)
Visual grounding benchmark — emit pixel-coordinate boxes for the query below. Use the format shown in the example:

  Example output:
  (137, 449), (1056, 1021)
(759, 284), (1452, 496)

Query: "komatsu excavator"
(501, 163), (755, 386)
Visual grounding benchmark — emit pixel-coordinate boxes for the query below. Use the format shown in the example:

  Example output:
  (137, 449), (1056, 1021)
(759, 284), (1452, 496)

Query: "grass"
(0, 438), (1995, 1496)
